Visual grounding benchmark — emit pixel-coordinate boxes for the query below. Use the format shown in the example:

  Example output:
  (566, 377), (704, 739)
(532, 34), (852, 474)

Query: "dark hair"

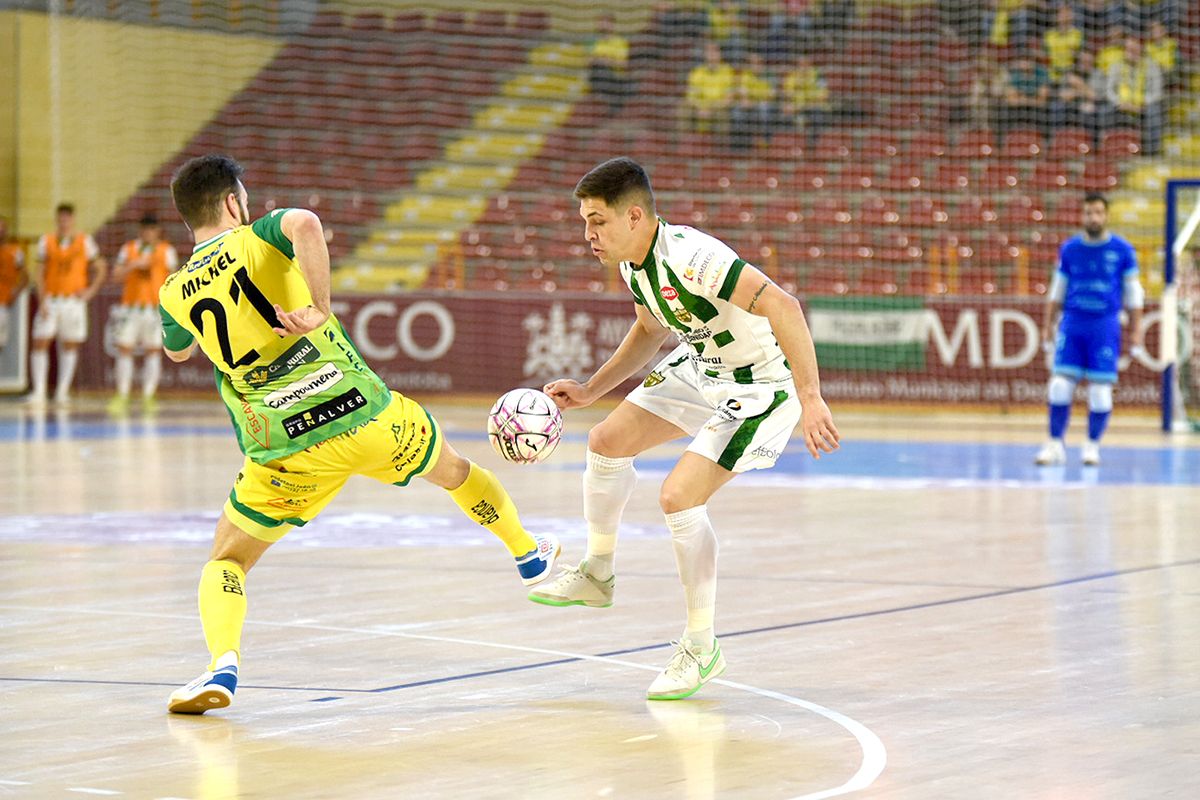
(574, 157), (655, 213)
(1083, 192), (1108, 209)
(56, 203), (75, 216)
(139, 213), (159, 227)
(171, 155), (244, 229)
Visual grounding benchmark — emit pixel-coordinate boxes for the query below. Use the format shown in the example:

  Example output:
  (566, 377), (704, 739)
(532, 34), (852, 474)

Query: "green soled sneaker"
(527, 561), (614, 608)
(646, 639), (726, 701)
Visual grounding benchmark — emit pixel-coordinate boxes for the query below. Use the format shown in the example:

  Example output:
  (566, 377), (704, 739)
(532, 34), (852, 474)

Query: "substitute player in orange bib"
(0, 216), (27, 356)
(108, 214), (179, 413)
(30, 203), (106, 405)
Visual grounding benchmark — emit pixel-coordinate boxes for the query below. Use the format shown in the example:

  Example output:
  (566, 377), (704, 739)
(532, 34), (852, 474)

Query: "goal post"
(1163, 179), (1200, 432)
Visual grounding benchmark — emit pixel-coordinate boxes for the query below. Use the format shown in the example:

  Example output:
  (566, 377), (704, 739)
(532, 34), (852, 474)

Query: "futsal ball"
(488, 388), (563, 465)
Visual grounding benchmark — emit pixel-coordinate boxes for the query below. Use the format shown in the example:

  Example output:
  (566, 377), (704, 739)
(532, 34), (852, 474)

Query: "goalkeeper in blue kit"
(1036, 193), (1145, 467)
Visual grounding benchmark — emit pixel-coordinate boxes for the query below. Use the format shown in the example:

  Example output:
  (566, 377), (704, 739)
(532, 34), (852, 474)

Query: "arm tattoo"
(747, 280), (770, 313)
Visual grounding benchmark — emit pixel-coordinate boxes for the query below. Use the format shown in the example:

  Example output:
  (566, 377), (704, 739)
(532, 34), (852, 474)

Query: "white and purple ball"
(487, 388), (563, 465)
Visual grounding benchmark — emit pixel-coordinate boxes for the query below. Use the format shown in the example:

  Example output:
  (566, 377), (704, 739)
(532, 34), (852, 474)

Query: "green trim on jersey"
(633, 223), (660, 271)
(712, 330), (734, 348)
(733, 364), (755, 384)
(160, 305), (195, 350)
(627, 277), (648, 307)
(663, 262), (718, 323)
(250, 209), (296, 259)
(717, 390), (789, 470)
(718, 258), (746, 301)
(392, 407), (439, 487)
(642, 260), (689, 333)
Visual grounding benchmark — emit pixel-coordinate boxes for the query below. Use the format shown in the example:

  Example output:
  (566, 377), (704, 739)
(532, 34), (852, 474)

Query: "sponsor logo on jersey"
(180, 250), (237, 299)
(660, 286), (678, 301)
(282, 388), (368, 438)
(245, 337), (319, 388)
(675, 307), (693, 323)
(263, 363), (344, 410)
(268, 476), (318, 494)
(726, 399), (742, 411)
(643, 371), (665, 388)
(751, 445), (780, 460)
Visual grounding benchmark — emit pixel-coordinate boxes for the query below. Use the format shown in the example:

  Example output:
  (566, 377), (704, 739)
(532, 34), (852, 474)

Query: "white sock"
(142, 353), (162, 397)
(115, 354), (134, 397)
(55, 348), (78, 401)
(665, 504), (717, 652)
(582, 449), (637, 580)
(30, 349), (49, 398)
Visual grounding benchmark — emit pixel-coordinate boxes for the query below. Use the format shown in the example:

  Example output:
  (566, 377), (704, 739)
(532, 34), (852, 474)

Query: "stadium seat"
(1030, 160), (1072, 191)
(1048, 128), (1092, 160)
(980, 162), (1021, 191)
(1100, 128), (1141, 159)
(906, 130), (948, 161)
(952, 128), (996, 160)
(1080, 160), (1120, 191)
(1001, 130), (1044, 159)
(932, 161), (972, 192)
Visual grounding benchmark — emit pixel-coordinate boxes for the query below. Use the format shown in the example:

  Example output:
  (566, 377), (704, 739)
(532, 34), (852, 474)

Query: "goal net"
(4, 1), (1196, 404)
(1164, 179), (1200, 431)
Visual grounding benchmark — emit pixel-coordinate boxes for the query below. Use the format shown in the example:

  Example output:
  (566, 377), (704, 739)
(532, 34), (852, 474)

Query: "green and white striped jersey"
(620, 219), (791, 384)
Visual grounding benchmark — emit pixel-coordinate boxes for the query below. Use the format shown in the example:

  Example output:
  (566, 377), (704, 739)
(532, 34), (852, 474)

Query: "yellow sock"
(198, 560), (247, 671)
(447, 462), (537, 556)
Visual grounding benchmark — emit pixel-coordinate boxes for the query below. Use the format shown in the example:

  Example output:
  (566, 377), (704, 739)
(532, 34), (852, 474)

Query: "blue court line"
(3, 556), (1197, 696)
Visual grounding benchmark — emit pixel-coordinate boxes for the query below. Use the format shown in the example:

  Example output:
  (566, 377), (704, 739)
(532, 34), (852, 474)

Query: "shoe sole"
(646, 662), (727, 701)
(168, 687), (233, 715)
(526, 593), (613, 608)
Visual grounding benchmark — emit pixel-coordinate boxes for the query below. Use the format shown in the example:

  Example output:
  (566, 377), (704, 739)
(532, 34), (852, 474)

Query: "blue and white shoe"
(515, 532), (561, 587)
(168, 664), (238, 714)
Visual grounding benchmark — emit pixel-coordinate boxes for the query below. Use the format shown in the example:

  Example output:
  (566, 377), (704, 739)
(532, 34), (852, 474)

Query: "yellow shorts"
(224, 391), (442, 542)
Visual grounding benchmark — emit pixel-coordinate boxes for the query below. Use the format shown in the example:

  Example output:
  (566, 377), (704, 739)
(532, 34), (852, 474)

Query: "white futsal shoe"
(646, 640), (726, 701)
(1034, 439), (1066, 466)
(1081, 440), (1101, 466)
(527, 560), (614, 607)
(515, 532), (561, 586)
(168, 663), (238, 714)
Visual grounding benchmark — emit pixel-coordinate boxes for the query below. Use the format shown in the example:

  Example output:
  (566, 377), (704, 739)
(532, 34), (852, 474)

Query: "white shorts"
(0, 305), (8, 349)
(112, 304), (162, 351)
(627, 345), (801, 473)
(32, 296), (88, 343)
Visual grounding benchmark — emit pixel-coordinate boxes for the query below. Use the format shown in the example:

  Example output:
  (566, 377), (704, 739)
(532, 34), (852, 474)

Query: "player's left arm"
(729, 264), (840, 458)
(1122, 245), (1146, 353)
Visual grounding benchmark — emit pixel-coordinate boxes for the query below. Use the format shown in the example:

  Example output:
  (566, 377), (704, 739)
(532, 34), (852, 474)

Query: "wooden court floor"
(1, 397), (1198, 799)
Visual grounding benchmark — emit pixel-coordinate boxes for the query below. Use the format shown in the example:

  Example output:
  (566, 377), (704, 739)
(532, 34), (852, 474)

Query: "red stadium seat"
(1080, 159), (1120, 191)
(1048, 128), (1092, 160)
(1100, 128), (1141, 159)
(879, 159), (924, 191)
(1030, 160), (1072, 190)
(811, 132), (853, 163)
(932, 161), (972, 192)
(952, 128), (996, 160)
(980, 161), (1021, 191)
(1001, 129), (1044, 159)
(906, 130), (948, 161)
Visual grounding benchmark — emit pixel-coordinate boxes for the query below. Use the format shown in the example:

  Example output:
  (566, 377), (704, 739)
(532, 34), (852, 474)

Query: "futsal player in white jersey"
(531, 157), (839, 699)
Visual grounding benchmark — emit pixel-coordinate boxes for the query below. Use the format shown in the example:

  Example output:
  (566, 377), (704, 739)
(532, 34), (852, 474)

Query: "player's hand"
(272, 304), (328, 336)
(543, 378), (595, 410)
(800, 395), (840, 459)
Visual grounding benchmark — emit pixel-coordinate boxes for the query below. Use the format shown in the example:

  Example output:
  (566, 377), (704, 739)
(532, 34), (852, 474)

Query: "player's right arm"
(160, 304), (196, 362)
(544, 303), (669, 410)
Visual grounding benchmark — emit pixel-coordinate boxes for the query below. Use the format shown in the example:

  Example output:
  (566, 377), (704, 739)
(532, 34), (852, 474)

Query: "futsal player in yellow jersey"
(161, 155), (560, 714)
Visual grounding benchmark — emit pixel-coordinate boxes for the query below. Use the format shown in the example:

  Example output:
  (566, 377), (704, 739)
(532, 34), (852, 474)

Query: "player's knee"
(658, 482), (698, 515)
(1048, 374), (1076, 405)
(1088, 382), (1113, 412)
(587, 422), (625, 458)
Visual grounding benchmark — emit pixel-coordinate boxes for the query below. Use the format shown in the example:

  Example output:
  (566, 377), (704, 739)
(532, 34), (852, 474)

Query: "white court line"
(2, 604), (888, 799)
(66, 789), (122, 796)
(0, 780), (32, 786)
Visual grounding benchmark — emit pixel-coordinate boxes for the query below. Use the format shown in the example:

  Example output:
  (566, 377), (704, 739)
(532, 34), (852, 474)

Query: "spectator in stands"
(1009, 0), (1054, 51)
(1121, 0), (1180, 33)
(1075, 0), (1120, 46)
(682, 41), (736, 136)
(731, 52), (776, 150)
(998, 50), (1052, 137)
(1145, 20), (1179, 85)
(1106, 35), (1165, 155)
(588, 14), (631, 114)
(779, 53), (830, 146)
(989, 0), (1030, 48)
(1044, 4), (1083, 83)
(764, 0), (815, 64)
(1051, 49), (1106, 139)
(815, 0), (853, 40)
(1096, 27), (1128, 73)
(709, 0), (747, 63)
(967, 54), (1008, 129)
